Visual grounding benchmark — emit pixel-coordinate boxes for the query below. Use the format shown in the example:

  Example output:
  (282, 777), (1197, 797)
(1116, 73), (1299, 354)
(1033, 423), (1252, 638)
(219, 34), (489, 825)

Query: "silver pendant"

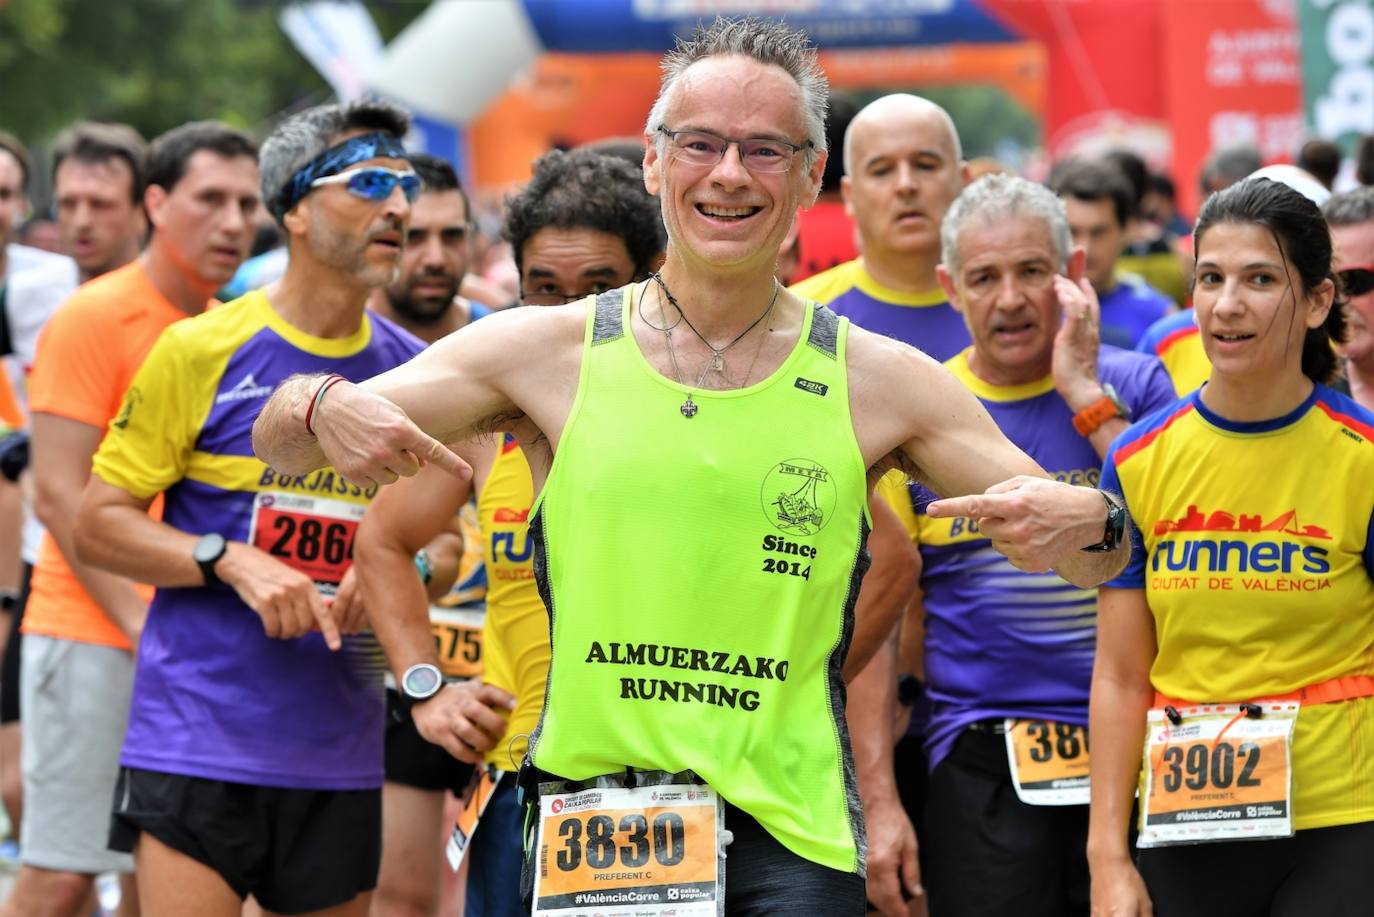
(709, 352), (724, 372)
(680, 397), (698, 418)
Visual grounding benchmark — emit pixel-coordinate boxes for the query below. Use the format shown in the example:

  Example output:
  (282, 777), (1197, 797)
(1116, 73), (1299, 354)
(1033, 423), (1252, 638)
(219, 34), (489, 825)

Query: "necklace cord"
(651, 272), (779, 359)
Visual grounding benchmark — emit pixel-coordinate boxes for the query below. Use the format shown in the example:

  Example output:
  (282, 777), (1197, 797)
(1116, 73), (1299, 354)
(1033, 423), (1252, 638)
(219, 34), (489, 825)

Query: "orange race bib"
(1004, 719), (1091, 806)
(533, 780), (722, 917)
(430, 605), (484, 680)
(249, 492), (362, 596)
(446, 768), (504, 871)
(1139, 702), (1297, 847)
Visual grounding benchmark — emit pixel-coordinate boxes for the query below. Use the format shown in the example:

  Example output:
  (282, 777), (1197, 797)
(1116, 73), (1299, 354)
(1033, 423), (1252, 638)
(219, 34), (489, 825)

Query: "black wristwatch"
(194, 532), (228, 586)
(1081, 491), (1127, 553)
(399, 662), (444, 709)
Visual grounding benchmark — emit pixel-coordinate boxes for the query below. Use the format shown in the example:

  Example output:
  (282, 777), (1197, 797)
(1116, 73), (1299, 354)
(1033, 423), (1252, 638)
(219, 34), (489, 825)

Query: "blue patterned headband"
(269, 131), (410, 222)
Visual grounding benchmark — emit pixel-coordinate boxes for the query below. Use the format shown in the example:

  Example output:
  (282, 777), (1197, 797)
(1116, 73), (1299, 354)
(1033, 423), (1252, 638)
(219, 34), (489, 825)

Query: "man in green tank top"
(255, 17), (1130, 914)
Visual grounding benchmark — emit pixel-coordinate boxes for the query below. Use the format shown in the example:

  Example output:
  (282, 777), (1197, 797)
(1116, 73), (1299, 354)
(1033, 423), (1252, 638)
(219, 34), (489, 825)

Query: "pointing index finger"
(925, 495), (979, 519)
(417, 433), (473, 481)
(310, 589), (343, 651)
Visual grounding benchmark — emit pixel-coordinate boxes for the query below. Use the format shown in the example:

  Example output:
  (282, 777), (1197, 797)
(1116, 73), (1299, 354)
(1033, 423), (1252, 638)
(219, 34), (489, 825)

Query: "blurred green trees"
(0, 0), (420, 143)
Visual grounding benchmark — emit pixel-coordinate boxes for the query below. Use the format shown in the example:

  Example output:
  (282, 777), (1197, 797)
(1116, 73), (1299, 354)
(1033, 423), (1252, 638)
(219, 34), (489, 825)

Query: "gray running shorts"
(20, 633), (134, 873)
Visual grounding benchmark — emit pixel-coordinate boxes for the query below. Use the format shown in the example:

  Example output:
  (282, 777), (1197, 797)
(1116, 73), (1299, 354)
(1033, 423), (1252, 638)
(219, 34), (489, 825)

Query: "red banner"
(1163, 0), (1303, 217)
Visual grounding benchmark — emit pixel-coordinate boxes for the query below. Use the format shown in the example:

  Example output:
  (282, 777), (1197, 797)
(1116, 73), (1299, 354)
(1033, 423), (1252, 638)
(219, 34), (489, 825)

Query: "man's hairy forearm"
(1056, 537), (1130, 589)
(253, 374), (327, 474)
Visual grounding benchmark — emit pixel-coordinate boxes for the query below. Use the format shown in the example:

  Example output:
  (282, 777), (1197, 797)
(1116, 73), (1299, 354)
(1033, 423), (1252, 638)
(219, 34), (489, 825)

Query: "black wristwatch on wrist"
(1081, 491), (1127, 553)
(194, 533), (228, 586)
(398, 662), (444, 712)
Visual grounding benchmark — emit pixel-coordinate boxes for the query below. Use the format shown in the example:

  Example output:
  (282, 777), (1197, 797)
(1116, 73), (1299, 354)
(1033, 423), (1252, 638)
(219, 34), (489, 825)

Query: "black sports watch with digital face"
(194, 532), (228, 586)
(1081, 491), (1127, 553)
(399, 662), (444, 707)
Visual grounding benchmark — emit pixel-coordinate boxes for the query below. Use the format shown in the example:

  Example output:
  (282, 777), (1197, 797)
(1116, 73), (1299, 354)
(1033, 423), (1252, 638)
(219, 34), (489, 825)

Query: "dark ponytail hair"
(1193, 177), (1347, 384)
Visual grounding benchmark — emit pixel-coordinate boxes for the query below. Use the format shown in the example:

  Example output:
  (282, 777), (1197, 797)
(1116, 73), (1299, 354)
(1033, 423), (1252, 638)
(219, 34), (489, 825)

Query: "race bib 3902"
(1139, 701), (1298, 847)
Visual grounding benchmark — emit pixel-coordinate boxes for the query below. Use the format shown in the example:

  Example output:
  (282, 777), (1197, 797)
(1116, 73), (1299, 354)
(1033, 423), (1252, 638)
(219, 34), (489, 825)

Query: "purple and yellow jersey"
(913, 346), (1175, 770)
(789, 258), (969, 361)
(1102, 385), (1374, 830)
(1097, 272), (1172, 350)
(91, 291), (423, 790)
(1136, 309), (1210, 396)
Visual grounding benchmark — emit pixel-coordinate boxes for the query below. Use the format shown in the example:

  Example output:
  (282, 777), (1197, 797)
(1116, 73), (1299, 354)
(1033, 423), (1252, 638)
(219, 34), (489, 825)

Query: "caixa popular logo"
(761, 459), (836, 535)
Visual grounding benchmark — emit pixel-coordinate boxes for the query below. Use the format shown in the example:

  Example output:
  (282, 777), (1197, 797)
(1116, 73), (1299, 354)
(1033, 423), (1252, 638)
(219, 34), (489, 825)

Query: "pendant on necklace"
(680, 396), (698, 418)
(709, 352), (724, 373)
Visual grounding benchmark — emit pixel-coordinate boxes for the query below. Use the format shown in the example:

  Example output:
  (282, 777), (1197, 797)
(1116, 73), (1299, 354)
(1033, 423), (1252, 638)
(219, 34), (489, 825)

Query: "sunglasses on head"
(1338, 265), (1374, 298)
(311, 166), (421, 204)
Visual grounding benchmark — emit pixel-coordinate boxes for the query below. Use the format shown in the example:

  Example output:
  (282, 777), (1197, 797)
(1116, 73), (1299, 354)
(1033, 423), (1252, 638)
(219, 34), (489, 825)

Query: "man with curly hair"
(504, 147), (665, 305)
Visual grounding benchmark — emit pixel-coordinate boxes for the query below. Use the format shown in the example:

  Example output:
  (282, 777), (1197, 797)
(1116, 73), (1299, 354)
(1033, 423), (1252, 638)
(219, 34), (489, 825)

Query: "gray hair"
(259, 98), (411, 215)
(940, 174), (1072, 276)
(644, 16), (829, 170)
(1323, 186), (1374, 227)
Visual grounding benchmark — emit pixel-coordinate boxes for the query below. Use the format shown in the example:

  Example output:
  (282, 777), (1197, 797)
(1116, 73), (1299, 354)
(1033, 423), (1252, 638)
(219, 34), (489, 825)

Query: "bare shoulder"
(845, 322), (958, 415)
(844, 322), (982, 470)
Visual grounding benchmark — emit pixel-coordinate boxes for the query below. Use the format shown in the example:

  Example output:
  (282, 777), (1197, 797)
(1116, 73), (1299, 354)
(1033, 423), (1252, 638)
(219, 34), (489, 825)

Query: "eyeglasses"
(1338, 265), (1374, 298)
(311, 166), (421, 204)
(521, 288), (606, 307)
(657, 126), (814, 174)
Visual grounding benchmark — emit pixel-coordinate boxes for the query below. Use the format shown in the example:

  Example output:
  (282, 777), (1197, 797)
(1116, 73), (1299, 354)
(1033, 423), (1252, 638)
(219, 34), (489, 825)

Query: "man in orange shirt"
(2, 121), (259, 917)
(50, 122), (148, 284)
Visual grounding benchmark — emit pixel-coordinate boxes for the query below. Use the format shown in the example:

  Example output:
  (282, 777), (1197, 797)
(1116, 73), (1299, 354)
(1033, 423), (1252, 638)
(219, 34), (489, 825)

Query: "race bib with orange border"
(446, 767), (504, 871)
(431, 605), (484, 680)
(1139, 702), (1297, 847)
(1004, 718), (1091, 806)
(533, 781), (722, 917)
(248, 492), (362, 596)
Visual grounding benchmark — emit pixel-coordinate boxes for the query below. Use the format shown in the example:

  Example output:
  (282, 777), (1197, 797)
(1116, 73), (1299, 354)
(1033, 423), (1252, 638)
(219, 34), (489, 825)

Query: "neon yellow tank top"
(477, 436), (548, 771)
(529, 287), (871, 873)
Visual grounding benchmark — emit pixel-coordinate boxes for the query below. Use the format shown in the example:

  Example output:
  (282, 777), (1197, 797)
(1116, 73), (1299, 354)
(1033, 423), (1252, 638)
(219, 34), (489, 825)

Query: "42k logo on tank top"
(760, 459), (836, 535)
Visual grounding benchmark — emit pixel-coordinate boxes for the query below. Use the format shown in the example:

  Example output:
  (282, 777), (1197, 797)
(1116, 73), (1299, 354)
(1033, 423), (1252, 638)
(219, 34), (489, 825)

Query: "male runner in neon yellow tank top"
(257, 18), (1132, 913)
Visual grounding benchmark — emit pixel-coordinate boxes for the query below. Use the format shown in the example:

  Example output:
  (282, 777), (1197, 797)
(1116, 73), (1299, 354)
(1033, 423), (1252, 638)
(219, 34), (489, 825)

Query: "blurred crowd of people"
(0, 13), (1372, 917)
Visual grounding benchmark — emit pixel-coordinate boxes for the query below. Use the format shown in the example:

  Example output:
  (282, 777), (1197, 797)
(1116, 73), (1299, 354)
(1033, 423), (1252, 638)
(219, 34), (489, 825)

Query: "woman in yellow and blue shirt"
(1088, 177), (1374, 917)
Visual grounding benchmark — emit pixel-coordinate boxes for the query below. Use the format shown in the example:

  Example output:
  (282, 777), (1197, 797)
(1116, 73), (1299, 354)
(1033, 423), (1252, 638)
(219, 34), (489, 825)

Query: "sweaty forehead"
(522, 227), (634, 281)
(666, 55), (806, 136)
(958, 216), (1056, 269)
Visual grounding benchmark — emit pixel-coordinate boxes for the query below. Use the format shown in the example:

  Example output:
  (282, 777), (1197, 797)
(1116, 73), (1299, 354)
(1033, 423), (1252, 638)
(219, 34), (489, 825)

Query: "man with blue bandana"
(73, 100), (425, 916)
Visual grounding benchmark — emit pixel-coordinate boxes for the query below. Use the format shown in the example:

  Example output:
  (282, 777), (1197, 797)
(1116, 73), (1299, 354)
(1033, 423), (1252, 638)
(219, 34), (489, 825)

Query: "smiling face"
(643, 54), (825, 278)
(1193, 221), (1331, 383)
(1332, 220), (1374, 365)
(841, 100), (963, 261)
(146, 150), (260, 289)
(941, 214), (1071, 385)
